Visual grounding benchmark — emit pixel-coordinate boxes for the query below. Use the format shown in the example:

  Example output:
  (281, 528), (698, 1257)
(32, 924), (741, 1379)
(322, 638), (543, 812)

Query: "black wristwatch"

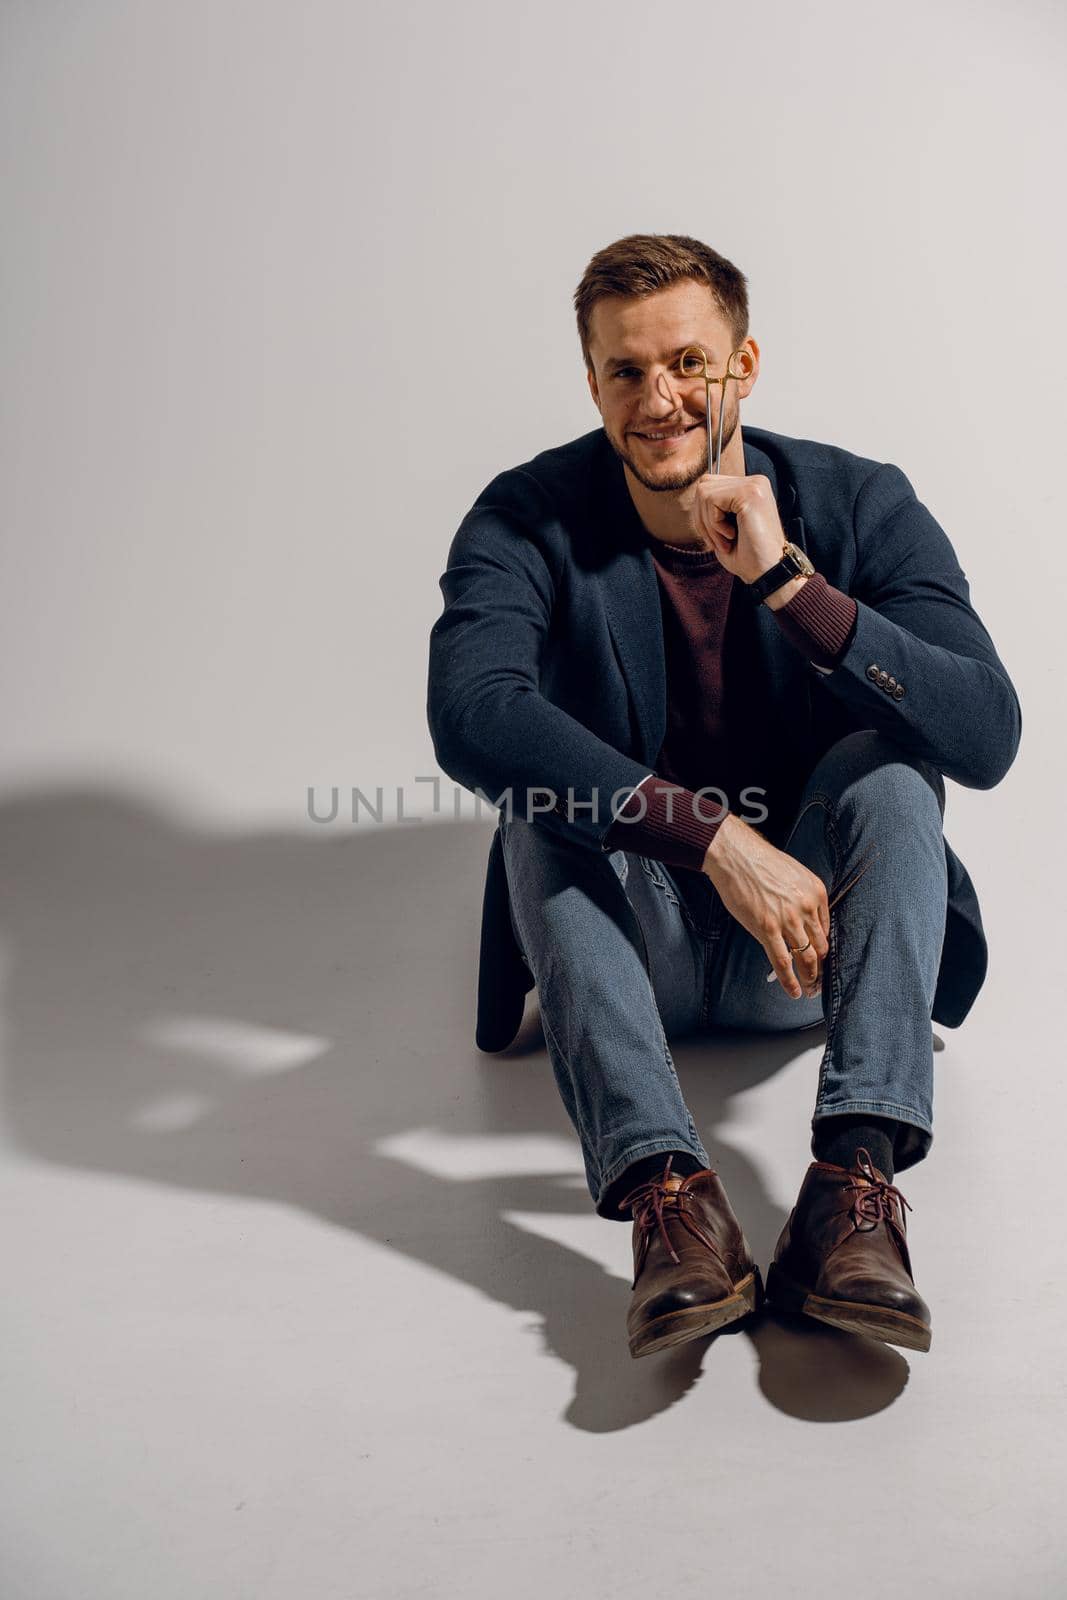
(745, 541), (816, 604)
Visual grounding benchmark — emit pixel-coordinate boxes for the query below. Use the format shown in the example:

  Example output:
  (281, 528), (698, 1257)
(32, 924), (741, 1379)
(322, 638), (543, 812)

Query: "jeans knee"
(500, 816), (629, 944)
(815, 731), (945, 828)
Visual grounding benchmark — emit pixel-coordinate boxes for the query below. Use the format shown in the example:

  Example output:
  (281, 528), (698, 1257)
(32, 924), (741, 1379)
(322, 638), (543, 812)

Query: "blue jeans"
(499, 731), (948, 1220)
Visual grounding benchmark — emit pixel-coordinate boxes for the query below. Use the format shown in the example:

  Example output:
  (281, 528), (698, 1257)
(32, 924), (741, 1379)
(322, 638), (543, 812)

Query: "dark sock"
(611, 1150), (706, 1216)
(813, 1114), (897, 1181)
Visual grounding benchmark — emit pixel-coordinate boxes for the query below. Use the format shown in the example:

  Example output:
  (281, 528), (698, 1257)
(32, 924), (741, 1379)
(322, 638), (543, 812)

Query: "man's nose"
(641, 368), (683, 417)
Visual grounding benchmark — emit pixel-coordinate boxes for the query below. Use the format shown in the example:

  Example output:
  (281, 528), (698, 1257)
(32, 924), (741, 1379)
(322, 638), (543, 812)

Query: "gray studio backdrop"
(0, 0), (1060, 975)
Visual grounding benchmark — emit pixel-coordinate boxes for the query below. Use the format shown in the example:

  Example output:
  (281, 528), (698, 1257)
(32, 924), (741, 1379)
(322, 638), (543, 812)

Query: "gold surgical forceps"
(677, 346), (750, 476)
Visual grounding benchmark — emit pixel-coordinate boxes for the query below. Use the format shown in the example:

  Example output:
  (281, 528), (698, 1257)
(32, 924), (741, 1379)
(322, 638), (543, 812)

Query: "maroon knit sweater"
(602, 532), (857, 871)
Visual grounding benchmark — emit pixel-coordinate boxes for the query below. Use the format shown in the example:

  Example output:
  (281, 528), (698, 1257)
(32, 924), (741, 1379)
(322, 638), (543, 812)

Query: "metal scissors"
(678, 346), (749, 476)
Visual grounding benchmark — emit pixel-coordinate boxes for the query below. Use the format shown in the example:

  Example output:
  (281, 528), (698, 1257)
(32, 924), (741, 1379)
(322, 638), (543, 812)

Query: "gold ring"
(788, 939), (812, 955)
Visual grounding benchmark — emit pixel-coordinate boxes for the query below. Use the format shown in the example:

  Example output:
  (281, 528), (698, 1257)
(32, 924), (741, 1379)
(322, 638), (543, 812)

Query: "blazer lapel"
(590, 442), (667, 766)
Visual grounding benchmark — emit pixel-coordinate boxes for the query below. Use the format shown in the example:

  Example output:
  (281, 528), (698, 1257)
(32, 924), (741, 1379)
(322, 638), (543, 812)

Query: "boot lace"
(616, 1155), (726, 1289)
(848, 1146), (913, 1250)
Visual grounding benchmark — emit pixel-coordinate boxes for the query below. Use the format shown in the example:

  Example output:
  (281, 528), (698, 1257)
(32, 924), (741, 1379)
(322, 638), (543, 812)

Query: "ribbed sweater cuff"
(772, 572), (858, 668)
(603, 775), (727, 872)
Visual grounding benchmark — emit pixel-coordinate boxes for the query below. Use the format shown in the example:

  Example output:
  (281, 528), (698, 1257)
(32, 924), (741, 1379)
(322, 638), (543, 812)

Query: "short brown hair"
(573, 233), (749, 371)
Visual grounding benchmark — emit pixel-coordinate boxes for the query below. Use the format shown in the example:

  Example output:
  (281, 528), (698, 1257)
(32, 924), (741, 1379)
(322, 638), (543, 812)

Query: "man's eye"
(613, 363), (695, 381)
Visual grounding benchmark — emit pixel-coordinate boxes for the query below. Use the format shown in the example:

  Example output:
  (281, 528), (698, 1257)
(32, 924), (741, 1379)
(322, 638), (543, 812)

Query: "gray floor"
(0, 785), (1062, 1599)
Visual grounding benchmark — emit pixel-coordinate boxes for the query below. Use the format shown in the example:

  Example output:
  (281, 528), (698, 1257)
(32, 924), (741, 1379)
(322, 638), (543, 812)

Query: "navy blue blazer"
(427, 424), (1022, 1051)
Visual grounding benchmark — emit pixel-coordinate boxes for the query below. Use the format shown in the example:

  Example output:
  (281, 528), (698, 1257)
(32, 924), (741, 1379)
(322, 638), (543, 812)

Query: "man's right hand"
(702, 814), (830, 999)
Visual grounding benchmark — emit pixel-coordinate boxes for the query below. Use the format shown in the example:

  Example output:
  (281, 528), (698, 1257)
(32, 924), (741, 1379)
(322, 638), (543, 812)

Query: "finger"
(694, 483), (721, 537)
(699, 496), (731, 540)
(696, 496), (735, 541)
(785, 923), (820, 991)
(765, 931), (803, 999)
(697, 477), (741, 517)
(804, 898), (830, 965)
(801, 945), (823, 998)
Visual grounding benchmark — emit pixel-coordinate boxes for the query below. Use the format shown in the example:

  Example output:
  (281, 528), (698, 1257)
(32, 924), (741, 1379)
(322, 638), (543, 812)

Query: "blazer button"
(866, 664), (880, 681)
(877, 670), (889, 688)
(893, 683), (905, 700)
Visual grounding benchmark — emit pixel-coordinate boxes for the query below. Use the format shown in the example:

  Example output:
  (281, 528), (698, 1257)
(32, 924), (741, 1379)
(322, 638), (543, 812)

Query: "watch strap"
(745, 542), (814, 604)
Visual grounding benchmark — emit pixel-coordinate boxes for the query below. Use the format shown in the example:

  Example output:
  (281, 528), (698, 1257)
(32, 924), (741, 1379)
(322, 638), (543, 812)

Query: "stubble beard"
(607, 401), (740, 493)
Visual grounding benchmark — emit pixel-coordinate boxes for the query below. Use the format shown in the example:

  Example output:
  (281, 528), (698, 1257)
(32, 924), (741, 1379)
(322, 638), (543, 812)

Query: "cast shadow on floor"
(0, 787), (945, 1433)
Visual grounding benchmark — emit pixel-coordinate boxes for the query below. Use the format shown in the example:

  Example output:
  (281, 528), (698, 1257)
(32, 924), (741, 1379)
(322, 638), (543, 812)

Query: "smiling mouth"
(633, 423), (702, 442)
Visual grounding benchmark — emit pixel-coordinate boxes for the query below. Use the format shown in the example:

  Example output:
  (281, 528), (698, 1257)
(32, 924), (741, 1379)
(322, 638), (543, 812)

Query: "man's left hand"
(685, 473), (786, 583)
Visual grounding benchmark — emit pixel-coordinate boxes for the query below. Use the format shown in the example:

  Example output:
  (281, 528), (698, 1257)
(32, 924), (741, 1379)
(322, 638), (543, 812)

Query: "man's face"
(585, 280), (757, 493)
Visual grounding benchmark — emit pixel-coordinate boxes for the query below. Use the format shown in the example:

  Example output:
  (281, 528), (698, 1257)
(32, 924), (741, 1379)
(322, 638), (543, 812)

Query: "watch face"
(785, 542), (815, 576)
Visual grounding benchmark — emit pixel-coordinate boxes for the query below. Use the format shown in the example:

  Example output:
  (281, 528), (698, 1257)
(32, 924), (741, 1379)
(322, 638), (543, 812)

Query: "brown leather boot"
(617, 1154), (762, 1359)
(766, 1148), (931, 1352)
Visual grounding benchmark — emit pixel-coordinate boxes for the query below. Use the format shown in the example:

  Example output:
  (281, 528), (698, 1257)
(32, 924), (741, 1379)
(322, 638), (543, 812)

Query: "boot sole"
(766, 1262), (932, 1352)
(628, 1269), (763, 1359)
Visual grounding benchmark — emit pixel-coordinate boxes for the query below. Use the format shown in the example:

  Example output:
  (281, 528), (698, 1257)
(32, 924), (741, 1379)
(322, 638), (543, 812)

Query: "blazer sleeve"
(427, 468), (653, 851)
(811, 463), (1022, 789)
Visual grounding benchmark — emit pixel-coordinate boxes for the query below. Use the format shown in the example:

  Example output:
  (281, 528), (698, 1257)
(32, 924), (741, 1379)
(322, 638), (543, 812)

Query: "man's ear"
(586, 366), (602, 414)
(735, 338), (760, 401)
